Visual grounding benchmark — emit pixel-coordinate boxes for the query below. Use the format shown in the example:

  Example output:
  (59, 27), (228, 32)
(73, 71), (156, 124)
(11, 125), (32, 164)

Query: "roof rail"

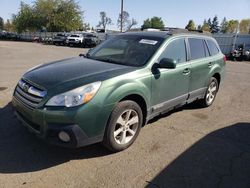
(162, 27), (212, 36)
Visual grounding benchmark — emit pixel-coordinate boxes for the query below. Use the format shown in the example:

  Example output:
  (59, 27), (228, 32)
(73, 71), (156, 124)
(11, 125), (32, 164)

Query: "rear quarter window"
(206, 40), (220, 56)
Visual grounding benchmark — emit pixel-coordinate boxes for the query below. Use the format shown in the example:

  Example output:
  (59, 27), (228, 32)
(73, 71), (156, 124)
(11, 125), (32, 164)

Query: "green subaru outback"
(12, 30), (226, 152)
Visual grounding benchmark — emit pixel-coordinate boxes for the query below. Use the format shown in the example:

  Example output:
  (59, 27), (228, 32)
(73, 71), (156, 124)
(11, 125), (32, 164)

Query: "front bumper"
(12, 97), (105, 148)
(66, 40), (82, 45)
(53, 39), (65, 43)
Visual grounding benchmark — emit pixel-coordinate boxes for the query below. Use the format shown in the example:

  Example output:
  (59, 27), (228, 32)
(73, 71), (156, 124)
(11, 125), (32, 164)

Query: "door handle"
(183, 68), (190, 75)
(208, 62), (213, 68)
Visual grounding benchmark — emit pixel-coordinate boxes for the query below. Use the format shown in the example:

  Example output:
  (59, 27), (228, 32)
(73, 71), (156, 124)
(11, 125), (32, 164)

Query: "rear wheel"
(103, 100), (143, 152)
(200, 77), (219, 107)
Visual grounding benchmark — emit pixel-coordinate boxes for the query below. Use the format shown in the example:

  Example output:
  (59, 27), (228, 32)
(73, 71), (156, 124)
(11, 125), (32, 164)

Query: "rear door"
(188, 37), (211, 101)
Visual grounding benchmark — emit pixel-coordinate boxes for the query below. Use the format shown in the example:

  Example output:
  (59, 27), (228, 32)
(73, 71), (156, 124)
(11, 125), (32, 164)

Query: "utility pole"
(120, 0), (124, 32)
(232, 22), (240, 51)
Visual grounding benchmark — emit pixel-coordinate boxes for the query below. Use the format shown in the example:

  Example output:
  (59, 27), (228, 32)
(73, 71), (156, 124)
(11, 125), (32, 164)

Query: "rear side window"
(188, 38), (206, 60)
(206, 40), (220, 56)
(159, 38), (187, 64)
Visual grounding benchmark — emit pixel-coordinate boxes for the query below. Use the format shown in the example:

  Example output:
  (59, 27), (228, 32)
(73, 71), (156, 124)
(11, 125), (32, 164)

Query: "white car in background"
(66, 34), (84, 46)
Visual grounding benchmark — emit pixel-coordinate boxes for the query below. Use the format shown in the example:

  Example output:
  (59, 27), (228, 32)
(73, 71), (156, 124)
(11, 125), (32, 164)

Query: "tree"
(0, 17), (4, 30)
(211, 16), (220, 33)
(207, 18), (212, 30)
(117, 11), (130, 32)
(185, 20), (196, 30)
(239, 19), (250, 34)
(201, 20), (210, 32)
(197, 25), (202, 30)
(141, 19), (151, 30)
(12, 0), (84, 33)
(141, 17), (165, 30)
(127, 18), (138, 30)
(97, 11), (112, 31)
(220, 17), (229, 33)
(34, 0), (83, 32)
(151, 17), (165, 29)
(12, 2), (37, 33)
(83, 23), (90, 31)
(227, 20), (239, 33)
(4, 19), (13, 31)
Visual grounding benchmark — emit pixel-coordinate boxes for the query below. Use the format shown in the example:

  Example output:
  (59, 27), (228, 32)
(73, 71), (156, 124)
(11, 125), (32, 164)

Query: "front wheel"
(102, 100), (143, 152)
(200, 77), (219, 107)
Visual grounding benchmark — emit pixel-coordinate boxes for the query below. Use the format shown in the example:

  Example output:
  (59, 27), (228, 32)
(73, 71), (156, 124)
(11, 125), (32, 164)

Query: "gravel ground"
(0, 41), (250, 188)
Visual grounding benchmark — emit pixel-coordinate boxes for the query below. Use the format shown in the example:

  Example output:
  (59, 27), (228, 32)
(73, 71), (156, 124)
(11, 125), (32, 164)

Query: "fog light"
(58, 131), (71, 142)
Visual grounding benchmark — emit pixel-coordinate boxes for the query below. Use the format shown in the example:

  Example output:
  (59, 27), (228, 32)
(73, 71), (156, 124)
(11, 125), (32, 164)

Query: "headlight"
(46, 82), (101, 107)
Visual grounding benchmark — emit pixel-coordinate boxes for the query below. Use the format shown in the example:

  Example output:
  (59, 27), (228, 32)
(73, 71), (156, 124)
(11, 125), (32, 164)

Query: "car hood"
(23, 57), (137, 90)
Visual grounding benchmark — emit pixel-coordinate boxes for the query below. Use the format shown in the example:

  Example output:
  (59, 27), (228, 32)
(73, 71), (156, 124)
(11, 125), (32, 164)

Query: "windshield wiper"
(93, 57), (121, 65)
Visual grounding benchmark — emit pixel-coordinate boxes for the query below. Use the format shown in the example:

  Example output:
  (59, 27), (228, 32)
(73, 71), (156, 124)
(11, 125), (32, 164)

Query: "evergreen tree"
(141, 17), (165, 30)
(185, 20), (196, 30)
(197, 25), (202, 30)
(201, 20), (210, 32)
(220, 17), (229, 33)
(211, 16), (220, 33)
(207, 18), (212, 30)
(141, 19), (151, 30)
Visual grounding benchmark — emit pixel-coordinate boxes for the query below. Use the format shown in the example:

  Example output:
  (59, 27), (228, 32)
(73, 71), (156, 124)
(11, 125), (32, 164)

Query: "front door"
(151, 37), (190, 113)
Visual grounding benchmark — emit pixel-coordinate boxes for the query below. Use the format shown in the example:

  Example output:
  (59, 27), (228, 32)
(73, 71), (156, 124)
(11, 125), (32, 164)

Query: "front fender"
(103, 79), (151, 109)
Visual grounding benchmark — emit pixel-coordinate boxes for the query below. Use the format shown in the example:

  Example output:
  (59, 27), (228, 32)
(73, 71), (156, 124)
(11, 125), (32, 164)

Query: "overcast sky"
(1, 0), (250, 29)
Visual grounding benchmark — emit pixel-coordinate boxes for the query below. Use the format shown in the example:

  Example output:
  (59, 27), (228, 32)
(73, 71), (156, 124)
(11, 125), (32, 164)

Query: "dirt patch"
(150, 142), (161, 153)
(0, 87), (8, 91)
(192, 113), (208, 120)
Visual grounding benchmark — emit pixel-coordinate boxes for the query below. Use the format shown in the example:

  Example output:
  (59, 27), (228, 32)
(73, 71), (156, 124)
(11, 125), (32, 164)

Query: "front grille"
(69, 39), (75, 42)
(14, 79), (46, 110)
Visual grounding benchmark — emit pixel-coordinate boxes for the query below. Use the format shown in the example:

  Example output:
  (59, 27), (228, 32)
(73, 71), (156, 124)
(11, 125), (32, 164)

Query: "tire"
(200, 77), (219, 107)
(102, 100), (143, 152)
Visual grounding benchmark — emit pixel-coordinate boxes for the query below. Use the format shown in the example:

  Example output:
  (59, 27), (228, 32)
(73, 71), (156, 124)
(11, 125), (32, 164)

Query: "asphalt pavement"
(0, 41), (249, 188)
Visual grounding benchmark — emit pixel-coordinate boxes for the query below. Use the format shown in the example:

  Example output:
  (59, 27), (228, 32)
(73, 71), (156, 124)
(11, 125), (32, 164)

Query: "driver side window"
(159, 38), (187, 64)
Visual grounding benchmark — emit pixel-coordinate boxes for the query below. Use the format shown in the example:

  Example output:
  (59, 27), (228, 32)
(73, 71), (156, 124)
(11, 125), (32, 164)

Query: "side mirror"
(79, 48), (94, 57)
(88, 48), (93, 53)
(79, 53), (86, 57)
(158, 58), (176, 69)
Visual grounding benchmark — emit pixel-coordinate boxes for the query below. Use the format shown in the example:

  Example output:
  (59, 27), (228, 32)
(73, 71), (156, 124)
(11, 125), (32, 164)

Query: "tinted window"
(207, 40), (220, 56)
(189, 38), (206, 60)
(159, 38), (186, 64)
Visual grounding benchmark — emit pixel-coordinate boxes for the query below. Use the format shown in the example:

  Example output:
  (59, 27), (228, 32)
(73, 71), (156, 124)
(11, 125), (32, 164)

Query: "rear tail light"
(223, 56), (227, 63)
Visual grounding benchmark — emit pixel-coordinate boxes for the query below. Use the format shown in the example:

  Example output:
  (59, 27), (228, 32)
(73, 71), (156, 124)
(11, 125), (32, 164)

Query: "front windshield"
(88, 34), (164, 67)
(70, 35), (81, 37)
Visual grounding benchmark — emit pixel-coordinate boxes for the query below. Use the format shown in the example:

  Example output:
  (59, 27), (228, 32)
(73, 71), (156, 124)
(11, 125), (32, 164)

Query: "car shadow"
(146, 122), (250, 188)
(148, 101), (204, 124)
(0, 102), (111, 174)
(0, 101), (209, 174)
